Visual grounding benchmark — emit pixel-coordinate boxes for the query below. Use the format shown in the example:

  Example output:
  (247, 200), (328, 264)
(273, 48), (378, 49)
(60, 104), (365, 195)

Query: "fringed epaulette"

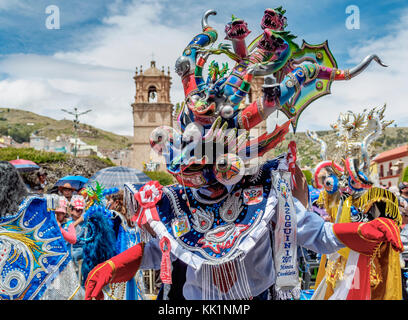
(352, 187), (401, 226)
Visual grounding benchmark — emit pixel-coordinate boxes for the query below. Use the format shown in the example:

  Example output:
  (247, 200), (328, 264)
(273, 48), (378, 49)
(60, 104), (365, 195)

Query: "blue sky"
(0, 0), (407, 135)
(0, 0), (403, 61)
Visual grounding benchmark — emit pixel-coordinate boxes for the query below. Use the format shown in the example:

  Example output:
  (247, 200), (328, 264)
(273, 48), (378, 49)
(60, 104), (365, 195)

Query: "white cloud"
(0, 0), (27, 11)
(0, 0), (200, 135)
(0, 53), (134, 134)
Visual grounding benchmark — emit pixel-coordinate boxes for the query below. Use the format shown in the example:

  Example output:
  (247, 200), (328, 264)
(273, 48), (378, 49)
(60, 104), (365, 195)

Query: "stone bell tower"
(131, 59), (173, 170)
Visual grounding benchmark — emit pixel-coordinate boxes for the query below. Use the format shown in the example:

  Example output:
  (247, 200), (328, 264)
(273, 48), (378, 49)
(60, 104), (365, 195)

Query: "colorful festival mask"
(130, 8), (390, 300)
(151, 8), (387, 189)
(307, 105), (400, 225)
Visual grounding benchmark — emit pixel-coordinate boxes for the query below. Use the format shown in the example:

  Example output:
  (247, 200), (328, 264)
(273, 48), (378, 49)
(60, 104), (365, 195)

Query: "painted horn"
(201, 9), (217, 30)
(348, 54), (387, 79)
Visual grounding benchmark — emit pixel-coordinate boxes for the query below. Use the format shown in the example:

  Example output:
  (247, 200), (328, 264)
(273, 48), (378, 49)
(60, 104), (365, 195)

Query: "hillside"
(2, 107), (407, 170)
(266, 125), (408, 169)
(0, 107), (133, 151)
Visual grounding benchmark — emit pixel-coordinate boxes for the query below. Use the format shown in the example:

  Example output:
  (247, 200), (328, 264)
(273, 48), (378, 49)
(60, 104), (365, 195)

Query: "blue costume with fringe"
(0, 196), (71, 300)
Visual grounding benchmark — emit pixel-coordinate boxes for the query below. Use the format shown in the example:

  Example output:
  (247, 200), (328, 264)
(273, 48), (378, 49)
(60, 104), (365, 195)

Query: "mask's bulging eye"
(324, 174), (339, 194)
(348, 176), (363, 192)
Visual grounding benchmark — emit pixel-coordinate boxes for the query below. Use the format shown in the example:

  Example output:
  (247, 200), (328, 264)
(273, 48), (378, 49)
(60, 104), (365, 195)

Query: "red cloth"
(240, 100), (264, 130)
(286, 141), (297, 188)
(333, 217), (403, 256)
(84, 243), (144, 300)
(345, 253), (371, 300)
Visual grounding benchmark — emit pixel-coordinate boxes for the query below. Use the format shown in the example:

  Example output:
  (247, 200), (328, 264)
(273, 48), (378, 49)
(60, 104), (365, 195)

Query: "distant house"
(30, 135), (49, 150)
(69, 137), (105, 158)
(0, 136), (13, 148)
(371, 144), (408, 188)
(0, 135), (24, 148)
(30, 134), (102, 157)
(108, 148), (133, 167)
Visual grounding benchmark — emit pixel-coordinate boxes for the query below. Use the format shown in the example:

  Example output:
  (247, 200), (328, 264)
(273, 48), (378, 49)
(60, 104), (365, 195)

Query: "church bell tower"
(131, 59), (173, 170)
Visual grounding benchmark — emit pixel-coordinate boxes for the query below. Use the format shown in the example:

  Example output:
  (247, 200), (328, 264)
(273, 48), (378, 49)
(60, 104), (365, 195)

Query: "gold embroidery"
(325, 256), (347, 288)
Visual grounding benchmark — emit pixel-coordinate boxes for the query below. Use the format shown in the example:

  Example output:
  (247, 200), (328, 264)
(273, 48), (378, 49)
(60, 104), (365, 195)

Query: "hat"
(71, 195), (85, 210)
(399, 181), (408, 191)
(59, 182), (76, 190)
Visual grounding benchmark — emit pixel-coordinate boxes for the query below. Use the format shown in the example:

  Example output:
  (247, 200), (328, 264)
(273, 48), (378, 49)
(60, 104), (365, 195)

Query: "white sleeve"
(294, 197), (345, 254)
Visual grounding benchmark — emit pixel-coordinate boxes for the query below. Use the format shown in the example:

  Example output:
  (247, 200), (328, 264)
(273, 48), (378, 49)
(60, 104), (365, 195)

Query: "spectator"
(71, 196), (85, 227)
(388, 185), (400, 197)
(55, 198), (77, 245)
(33, 168), (48, 194)
(108, 190), (134, 227)
(58, 182), (76, 202)
(399, 197), (408, 246)
(399, 182), (408, 202)
(69, 195), (86, 274)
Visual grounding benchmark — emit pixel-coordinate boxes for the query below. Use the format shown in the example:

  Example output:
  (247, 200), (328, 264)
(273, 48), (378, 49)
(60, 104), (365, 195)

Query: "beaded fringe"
(201, 253), (252, 300)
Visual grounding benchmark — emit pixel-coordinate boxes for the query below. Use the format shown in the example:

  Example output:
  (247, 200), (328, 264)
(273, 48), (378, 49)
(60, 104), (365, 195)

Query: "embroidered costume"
(83, 8), (401, 300)
(307, 105), (403, 300)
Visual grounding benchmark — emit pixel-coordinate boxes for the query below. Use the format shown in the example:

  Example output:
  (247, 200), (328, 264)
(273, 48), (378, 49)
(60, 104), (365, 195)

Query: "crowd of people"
(0, 160), (151, 300)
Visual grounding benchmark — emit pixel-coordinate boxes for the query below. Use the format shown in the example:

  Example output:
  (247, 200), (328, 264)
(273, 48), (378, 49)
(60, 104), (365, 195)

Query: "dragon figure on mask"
(84, 8), (402, 301)
(163, 7), (387, 188)
(306, 105), (403, 300)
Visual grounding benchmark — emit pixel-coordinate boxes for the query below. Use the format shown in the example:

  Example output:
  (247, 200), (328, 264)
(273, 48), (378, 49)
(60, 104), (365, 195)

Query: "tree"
(400, 166), (408, 183)
(302, 169), (313, 185)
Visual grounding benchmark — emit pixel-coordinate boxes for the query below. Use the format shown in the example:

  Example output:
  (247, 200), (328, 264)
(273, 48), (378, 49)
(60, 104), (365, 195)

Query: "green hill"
(2, 107), (407, 170)
(0, 107), (132, 151)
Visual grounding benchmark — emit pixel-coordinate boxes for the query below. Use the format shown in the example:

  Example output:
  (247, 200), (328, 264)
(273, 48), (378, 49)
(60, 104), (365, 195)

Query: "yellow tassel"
(352, 187), (401, 226)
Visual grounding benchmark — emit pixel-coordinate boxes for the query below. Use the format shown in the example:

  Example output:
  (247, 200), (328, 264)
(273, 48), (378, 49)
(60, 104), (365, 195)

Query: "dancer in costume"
(0, 161), (83, 300)
(77, 183), (146, 300)
(108, 188), (146, 300)
(84, 9), (401, 300)
(307, 105), (403, 299)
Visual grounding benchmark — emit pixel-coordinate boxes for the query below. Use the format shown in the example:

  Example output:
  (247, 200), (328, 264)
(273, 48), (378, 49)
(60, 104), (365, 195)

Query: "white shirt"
(140, 197), (344, 299)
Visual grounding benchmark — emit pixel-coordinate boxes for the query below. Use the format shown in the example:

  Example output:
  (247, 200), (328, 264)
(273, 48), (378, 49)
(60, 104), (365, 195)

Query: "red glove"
(333, 217), (403, 256)
(85, 243), (144, 300)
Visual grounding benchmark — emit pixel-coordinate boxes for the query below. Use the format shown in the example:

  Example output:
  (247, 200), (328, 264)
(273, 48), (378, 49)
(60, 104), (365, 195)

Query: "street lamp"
(61, 107), (92, 157)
